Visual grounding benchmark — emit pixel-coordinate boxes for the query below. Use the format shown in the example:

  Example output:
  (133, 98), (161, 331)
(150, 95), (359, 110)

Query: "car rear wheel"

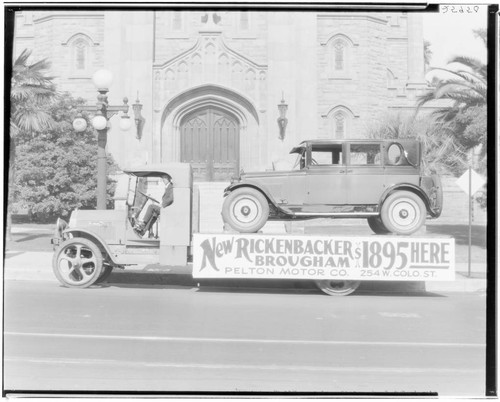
(380, 191), (426, 235)
(367, 216), (390, 234)
(222, 188), (270, 233)
(52, 237), (103, 288)
(315, 280), (360, 296)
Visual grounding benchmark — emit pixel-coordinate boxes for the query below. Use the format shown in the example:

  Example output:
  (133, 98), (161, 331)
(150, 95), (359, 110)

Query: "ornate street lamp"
(277, 92), (288, 141)
(72, 69), (144, 210)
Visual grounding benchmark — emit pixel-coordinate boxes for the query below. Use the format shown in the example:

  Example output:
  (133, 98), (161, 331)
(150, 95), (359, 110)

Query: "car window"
(310, 144), (343, 165)
(349, 144), (381, 165)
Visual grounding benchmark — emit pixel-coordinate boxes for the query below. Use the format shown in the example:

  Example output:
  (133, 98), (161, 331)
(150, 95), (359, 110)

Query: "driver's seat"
(134, 208), (160, 237)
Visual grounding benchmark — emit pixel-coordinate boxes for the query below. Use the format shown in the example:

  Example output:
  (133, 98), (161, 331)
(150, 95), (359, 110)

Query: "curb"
(3, 251), (487, 293)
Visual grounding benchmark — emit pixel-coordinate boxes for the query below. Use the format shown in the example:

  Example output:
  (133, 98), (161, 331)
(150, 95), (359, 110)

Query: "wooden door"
(181, 108), (239, 181)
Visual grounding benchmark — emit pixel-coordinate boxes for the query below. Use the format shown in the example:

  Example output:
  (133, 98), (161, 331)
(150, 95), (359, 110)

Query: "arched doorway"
(180, 107), (240, 181)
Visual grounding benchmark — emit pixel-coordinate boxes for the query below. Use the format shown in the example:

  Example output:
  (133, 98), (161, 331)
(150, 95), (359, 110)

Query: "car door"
(304, 142), (348, 212)
(345, 142), (386, 205)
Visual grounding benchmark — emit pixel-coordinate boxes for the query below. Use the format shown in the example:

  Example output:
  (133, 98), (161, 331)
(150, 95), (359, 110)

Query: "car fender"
(224, 181), (289, 215)
(62, 228), (120, 265)
(379, 184), (433, 214)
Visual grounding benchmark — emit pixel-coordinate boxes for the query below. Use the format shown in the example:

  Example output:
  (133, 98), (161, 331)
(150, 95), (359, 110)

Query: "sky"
(422, 5), (489, 68)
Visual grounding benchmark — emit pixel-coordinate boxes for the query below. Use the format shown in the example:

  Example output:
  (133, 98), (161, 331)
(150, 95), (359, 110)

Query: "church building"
(14, 10), (428, 182)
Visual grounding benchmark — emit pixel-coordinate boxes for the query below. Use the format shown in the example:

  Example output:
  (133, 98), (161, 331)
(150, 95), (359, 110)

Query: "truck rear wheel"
(315, 280), (360, 296)
(53, 237), (103, 288)
(222, 188), (270, 233)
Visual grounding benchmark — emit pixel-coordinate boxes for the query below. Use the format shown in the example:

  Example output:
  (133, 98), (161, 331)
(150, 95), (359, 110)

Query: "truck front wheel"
(52, 237), (103, 288)
(222, 188), (270, 233)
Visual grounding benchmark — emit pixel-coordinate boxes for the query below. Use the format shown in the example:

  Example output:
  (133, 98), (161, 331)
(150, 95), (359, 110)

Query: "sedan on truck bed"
(222, 139), (443, 235)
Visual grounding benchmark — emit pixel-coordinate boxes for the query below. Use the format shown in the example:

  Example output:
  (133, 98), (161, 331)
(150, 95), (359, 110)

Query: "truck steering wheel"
(138, 190), (160, 204)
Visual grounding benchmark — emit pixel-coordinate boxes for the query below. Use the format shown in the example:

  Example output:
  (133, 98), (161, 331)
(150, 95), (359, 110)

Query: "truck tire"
(315, 280), (360, 296)
(222, 188), (270, 233)
(380, 191), (426, 235)
(53, 237), (103, 288)
(367, 216), (390, 234)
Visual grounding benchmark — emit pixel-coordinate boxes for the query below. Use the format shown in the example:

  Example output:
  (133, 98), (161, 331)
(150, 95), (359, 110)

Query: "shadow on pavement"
(100, 272), (440, 297)
(12, 233), (53, 243)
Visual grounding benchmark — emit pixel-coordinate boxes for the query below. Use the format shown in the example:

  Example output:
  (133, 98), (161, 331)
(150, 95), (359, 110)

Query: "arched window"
(334, 41), (345, 71)
(326, 35), (355, 78)
(69, 36), (92, 74)
(334, 112), (346, 138)
(75, 40), (87, 70)
(327, 106), (356, 139)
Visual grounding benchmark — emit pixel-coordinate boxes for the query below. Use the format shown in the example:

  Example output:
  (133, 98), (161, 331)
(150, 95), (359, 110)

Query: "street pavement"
(3, 279), (487, 395)
(2, 187), (491, 396)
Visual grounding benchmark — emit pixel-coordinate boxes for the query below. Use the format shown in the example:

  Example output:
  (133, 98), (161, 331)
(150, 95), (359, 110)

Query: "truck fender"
(379, 184), (432, 213)
(62, 228), (120, 265)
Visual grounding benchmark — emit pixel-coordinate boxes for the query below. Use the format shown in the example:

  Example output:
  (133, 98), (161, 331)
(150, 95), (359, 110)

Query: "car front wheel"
(52, 237), (104, 288)
(222, 188), (270, 233)
(380, 191), (426, 235)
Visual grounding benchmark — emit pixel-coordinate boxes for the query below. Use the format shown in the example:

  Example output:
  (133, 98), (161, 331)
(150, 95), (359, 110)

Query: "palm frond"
(448, 56), (487, 78)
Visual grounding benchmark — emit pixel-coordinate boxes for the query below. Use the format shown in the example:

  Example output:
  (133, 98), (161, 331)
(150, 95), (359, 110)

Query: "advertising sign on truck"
(192, 234), (455, 281)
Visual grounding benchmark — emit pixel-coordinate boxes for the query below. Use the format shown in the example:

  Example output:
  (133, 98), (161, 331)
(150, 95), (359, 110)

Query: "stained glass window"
(74, 40), (86, 70)
(335, 112), (346, 138)
(334, 41), (345, 71)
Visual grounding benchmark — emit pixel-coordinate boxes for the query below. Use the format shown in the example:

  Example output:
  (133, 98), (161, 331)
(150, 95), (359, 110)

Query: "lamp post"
(277, 93), (288, 141)
(72, 69), (143, 210)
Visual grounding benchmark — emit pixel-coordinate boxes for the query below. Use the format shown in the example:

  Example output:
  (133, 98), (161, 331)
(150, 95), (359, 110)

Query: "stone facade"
(14, 10), (429, 181)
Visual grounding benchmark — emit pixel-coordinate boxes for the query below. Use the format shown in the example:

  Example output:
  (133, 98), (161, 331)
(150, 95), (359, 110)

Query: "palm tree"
(416, 55), (486, 122)
(416, 30), (487, 178)
(7, 49), (57, 239)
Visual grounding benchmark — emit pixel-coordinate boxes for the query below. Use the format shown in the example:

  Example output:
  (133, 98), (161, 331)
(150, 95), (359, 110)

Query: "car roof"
(122, 163), (189, 177)
(290, 139), (420, 154)
(298, 139), (418, 144)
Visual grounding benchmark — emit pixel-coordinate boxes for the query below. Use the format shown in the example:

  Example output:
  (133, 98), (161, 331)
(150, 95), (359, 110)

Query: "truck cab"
(52, 163), (198, 288)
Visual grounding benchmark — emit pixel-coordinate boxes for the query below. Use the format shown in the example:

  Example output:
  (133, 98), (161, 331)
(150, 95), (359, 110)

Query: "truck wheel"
(315, 280), (360, 296)
(222, 188), (270, 233)
(52, 237), (103, 288)
(96, 264), (113, 283)
(367, 216), (390, 234)
(380, 191), (426, 235)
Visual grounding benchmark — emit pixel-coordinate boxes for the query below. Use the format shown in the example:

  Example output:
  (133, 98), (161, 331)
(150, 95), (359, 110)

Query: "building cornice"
(34, 13), (104, 24)
(317, 14), (389, 24)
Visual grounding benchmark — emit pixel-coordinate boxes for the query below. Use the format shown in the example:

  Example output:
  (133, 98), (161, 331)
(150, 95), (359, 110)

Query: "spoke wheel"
(222, 188), (270, 233)
(367, 216), (390, 235)
(315, 280), (360, 296)
(53, 238), (103, 288)
(380, 191), (426, 235)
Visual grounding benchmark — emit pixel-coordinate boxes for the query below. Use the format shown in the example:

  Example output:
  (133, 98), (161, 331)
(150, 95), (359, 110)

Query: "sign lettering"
(192, 234), (455, 281)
